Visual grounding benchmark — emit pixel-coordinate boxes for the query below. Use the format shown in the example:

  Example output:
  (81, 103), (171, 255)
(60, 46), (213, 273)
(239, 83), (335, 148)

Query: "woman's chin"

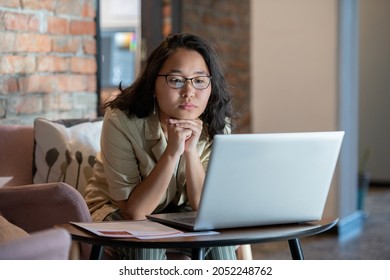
(171, 111), (201, 120)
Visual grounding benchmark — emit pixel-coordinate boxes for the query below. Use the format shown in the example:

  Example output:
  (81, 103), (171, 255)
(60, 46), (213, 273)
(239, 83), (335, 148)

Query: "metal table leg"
(89, 244), (104, 260)
(191, 248), (206, 260)
(288, 238), (304, 260)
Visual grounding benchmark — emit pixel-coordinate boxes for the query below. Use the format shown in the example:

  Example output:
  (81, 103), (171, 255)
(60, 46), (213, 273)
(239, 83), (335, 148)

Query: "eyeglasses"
(158, 74), (212, 90)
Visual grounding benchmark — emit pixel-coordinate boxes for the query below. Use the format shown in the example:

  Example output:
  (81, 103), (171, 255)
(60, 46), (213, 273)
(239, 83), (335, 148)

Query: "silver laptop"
(147, 131), (344, 231)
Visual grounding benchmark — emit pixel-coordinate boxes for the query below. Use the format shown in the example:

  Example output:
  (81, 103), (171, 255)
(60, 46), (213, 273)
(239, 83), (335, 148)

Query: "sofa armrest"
(0, 182), (92, 259)
(0, 182), (92, 232)
(0, 228), (71, 260)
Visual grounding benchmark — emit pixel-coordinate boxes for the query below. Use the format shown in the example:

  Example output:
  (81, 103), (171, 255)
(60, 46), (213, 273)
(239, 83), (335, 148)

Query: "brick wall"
(0, 0), (97, 125)
(181, 0), (251, 133)
(0, 0), (250, 131)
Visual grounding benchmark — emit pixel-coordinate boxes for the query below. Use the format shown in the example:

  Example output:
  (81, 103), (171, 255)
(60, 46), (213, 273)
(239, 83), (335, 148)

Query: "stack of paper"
(71, 220), (218, 239)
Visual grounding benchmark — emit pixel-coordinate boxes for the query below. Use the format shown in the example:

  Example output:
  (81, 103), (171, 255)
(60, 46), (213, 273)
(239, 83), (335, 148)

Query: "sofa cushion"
(0, 215), (29, 243)
(33, 118), (102, 195)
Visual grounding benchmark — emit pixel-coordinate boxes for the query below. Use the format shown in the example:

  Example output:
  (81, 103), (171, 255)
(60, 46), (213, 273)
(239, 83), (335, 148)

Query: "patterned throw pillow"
(33, 118), (102, 195)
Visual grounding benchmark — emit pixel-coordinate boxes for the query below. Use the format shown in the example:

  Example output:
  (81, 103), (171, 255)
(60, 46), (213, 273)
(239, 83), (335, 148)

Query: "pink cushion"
(0, 125), (34, 186)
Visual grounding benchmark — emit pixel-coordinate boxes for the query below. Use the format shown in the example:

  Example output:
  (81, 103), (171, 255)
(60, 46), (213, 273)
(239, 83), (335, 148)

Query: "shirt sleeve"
(100, 109), (140, 201)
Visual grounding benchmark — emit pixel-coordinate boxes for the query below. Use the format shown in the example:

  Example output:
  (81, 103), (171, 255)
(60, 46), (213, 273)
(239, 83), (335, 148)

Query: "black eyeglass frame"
(157, 74), (212, 90)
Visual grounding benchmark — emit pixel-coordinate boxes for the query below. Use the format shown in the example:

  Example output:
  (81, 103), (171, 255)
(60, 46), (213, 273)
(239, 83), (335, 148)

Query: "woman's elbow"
(115, 200), (147, 220)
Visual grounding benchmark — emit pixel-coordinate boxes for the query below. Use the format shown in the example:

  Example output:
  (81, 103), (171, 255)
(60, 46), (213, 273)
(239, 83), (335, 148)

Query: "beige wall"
(359, 0), (390, 183)
(250, 0), (338, 133)
(250, 0), (341, 218)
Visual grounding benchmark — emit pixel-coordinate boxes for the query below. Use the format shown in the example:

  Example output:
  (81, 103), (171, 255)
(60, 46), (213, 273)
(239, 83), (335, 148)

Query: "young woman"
(84, 32), (236, 260)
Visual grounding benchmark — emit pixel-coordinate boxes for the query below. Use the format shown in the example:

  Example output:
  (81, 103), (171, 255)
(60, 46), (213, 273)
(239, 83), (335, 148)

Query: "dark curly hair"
(103, 32), (235, 139)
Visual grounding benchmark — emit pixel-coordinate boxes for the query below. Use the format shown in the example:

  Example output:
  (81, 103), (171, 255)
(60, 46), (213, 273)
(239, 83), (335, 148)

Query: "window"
(101, 29), (137, 88)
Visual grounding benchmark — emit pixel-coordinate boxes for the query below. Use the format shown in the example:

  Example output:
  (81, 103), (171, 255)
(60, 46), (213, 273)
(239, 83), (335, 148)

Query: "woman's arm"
(184, 150), (205, 210)
(116, 150), (180, 220)
(168, 118), (206, 210)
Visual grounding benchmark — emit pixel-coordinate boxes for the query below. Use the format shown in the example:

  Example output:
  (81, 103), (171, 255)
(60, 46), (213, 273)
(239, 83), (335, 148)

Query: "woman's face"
(155, 48), (212, 121)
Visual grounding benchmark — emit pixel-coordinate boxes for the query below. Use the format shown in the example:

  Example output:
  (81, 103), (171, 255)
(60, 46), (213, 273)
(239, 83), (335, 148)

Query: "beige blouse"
(83, 108), (213, 222)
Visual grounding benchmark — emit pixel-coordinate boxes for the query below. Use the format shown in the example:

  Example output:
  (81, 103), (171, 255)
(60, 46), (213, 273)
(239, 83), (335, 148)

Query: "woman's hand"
(166, 118), (203, 156)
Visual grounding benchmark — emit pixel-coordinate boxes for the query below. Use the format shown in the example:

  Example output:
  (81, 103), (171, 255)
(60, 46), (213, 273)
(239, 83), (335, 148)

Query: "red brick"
(0, 76), (19, 93)
(18, 75), (41, 93)
(83, 37), (96, 54)
(4, 12), (29, 31)
(2, 0), (21, 8)
(69, 20), (95, 35)
(19, 74), (69, 94)
(11, 94), (42, 114)
(52, 36), (81, 53)
(56, 0), (83, 17)
(37, 56), (69, 72)
(70, 57), (96, 74)
(67, 74), (89, 91)
(0, 55), (36, 74)
(28, 15), (40, 32)
(87, 74), (97, 92)
(57, 93), (74, 110)
(22, 0), (56, 12)
(43, 92), (73, 111)
(0, 11), (4, 31)
(0, 32), (16, 53)
(47, 16), (69, 35)
(39, 75), (68, 93)
(82, 0), (96, 18)
(14, 33), (51, 53)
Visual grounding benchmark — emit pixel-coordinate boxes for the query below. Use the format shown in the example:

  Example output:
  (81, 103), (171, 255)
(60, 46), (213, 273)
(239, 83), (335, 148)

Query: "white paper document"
(0, 176), (13, 188)
(71, 220), (218, 239)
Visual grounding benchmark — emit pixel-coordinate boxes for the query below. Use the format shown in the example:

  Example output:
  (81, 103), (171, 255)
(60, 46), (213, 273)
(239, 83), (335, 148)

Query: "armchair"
(0, 124), (93, 259)
(0, 183), (92, 259)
